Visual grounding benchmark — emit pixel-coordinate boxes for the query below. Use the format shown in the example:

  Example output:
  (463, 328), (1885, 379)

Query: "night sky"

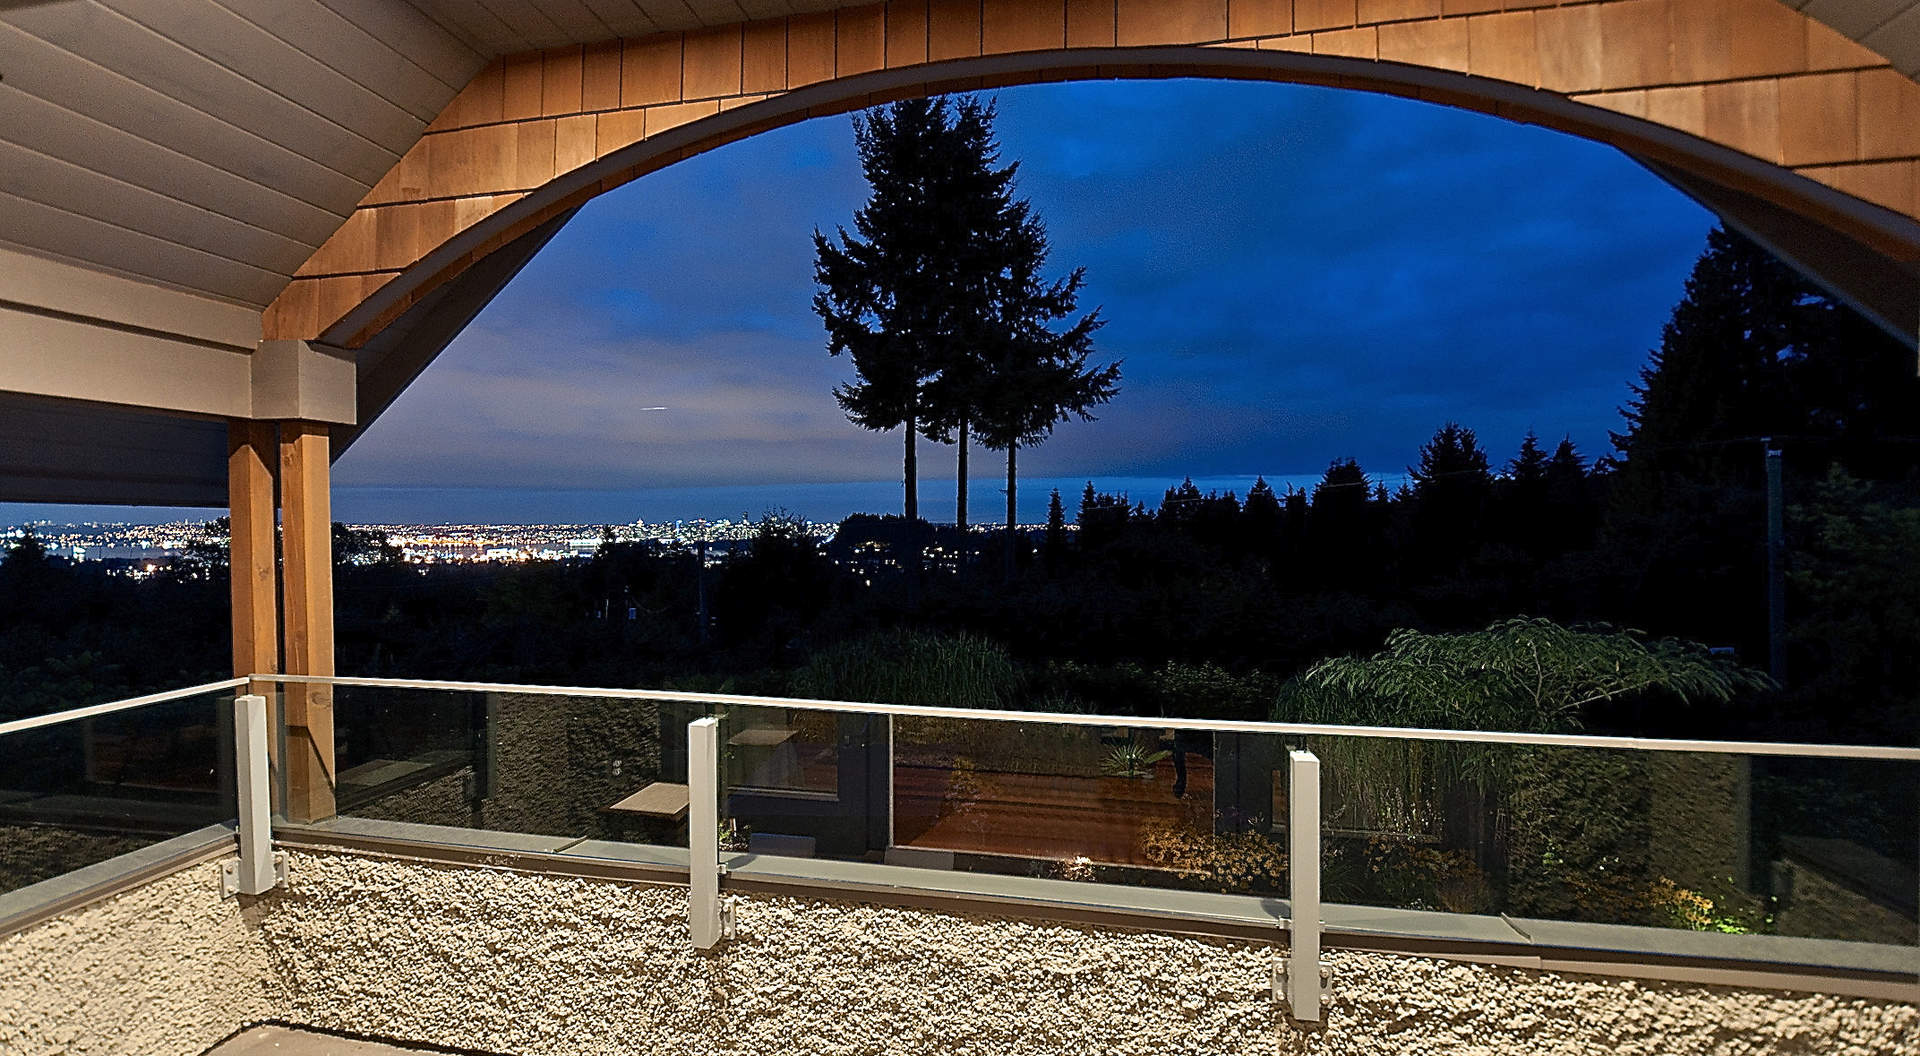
(22, 77), (1723, 527)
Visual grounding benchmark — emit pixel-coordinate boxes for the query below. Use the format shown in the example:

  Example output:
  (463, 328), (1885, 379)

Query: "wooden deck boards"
(892, 757), (1215, 866)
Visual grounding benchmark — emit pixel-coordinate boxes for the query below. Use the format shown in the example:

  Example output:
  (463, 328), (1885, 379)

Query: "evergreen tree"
(1310, 458), (1374, 587)
(1242, 476), (1281, 555)
(3, 528), (48, 567)
(1612, 224), (1919, 487)
(1413, 423), (1494, 495)
(1409, 422), (1494, 572)
(1311, 458), (1370, 516)
(966, 161), (1120, 576)
(1043, 487), (1068, 568)
(1507, 431), (1549, 489)
(1501, 431), (1551, 549)
(907, 97), (1024, 531)
(0, 529), (56, 626)
(1605, 225), (1917, 657)
(813, 98), (980, 522)
(1546, 435), (1587, 490)
(1280, 484), (1309, 573)
(1161, 477), (1204, 528)
(1544, 435), (1596, 551)
(1076, 482), (1133, 551)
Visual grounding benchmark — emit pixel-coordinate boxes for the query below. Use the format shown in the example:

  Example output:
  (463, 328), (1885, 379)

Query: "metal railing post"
(223, 693), (284, 896)
(1284, 748), (1324, 1021)
(688, 716), (731, 948)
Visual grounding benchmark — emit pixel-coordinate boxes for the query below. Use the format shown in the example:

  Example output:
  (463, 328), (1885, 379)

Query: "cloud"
(336, 77), (1713, 516)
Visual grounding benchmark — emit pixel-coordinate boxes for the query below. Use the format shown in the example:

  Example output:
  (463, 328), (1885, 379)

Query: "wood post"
(279, 421), (336, 823)
(226, 421), (279, 692)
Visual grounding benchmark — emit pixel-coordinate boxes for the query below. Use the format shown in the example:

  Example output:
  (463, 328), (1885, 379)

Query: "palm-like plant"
(1273, 616), (1774, 734)
(1101, 739), (1170, 779)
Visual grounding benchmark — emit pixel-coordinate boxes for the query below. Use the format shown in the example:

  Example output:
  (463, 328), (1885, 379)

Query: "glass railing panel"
(288, 678), (1920, 955)
(0, 690), (233, 896)
(1752, 754), (1916, 946)
(1310, 734), (1918, 946)
(715, 702), (868, 859)
(710, 707), (1293, 898)
(322, 685), (710, 852)
(1304, 734), (1531, 920)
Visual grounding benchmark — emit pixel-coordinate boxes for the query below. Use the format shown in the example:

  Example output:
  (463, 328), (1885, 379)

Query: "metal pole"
(1286, 749), (1322, 1021)
(1765, 442), (1786, 684)
(231, 693), (277, 895)
(689, 716), (725, 948)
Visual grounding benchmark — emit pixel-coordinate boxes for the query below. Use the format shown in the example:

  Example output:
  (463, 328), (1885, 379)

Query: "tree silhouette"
(908, 97), (1024, 532)
(1077, 481), (1133, 551)
(1410, 422), (1493, 573)
(1044, 487), (1068, 568)
(3, 527), (48, 568)
(1501, 431), (1551, 549)
(965, 165), (1119, 576)
(813, 98), (982, 523)
(1612, 224), (1918, 488)
(1544, 436), (1595, 550)
(1508, 431), (1549, 488)
(1242, 476), (1281, 557)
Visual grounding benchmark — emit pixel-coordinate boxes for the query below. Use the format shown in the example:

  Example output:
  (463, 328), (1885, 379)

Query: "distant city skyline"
(2, 473), (1402, 529)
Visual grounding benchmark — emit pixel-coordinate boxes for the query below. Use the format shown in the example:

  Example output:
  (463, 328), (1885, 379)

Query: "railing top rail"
(261, 673), (1920, 762)
(0, 677), (250, 737)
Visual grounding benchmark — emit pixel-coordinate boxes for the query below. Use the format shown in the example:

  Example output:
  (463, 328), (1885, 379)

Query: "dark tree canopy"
(1612, 224), (1920, 486)
(813, 97), (1003, 521)
(1409, 422), (1494, 572)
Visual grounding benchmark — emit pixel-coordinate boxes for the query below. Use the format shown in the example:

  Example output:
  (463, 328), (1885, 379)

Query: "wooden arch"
(262, 0), (1920, 439)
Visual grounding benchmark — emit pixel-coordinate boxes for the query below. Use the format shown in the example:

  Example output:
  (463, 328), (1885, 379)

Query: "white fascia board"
(0, 244), (262, 351)
(0, 304), (253, 418)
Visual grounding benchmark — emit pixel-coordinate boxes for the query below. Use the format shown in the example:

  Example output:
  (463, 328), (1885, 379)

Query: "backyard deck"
(892, 755), (1216, 865)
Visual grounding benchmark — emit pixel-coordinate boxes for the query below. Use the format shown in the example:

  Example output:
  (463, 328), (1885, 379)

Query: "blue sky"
(15, 77), (1719, 527)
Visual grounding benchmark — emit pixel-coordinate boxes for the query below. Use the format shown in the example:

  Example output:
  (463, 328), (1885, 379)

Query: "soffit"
(1784, 0), (1920, 78)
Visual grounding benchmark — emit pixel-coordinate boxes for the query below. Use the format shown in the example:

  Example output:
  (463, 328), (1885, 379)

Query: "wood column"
(227, 421), (279, 691)
(279, 421), (336, 823)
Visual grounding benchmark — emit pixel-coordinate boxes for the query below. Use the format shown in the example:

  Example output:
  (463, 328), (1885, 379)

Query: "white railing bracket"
(220, 851), (288, 898)
(689, 716), (729, 949)
(1283, 748), (1326, 1021)
(225, 693), (285, 897)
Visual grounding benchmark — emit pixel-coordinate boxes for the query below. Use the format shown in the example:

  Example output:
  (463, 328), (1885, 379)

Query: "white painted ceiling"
(0, 0), (1911, 313)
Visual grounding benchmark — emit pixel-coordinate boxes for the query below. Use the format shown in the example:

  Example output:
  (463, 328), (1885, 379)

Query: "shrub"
(1140, 824), (1288, 894)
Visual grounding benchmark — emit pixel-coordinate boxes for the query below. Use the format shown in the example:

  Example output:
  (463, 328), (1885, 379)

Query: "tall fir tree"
(1601, 223), (1920, 658)
(1507, 431), (1549, 488)
(814, 98), (986, 522)
(965, 154), (1120, 576)
(1310, 458), (1374, 587)
(1409, 422), (1494, 572)
(1242, 476), (1282, 556)
(1544, 435), (1597, 551)
(909, 97), (1023, 531)
(1500, 430), (1552, 548)
(1043, 487), (1068, 568)
(1612, 224), (1919, 489)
